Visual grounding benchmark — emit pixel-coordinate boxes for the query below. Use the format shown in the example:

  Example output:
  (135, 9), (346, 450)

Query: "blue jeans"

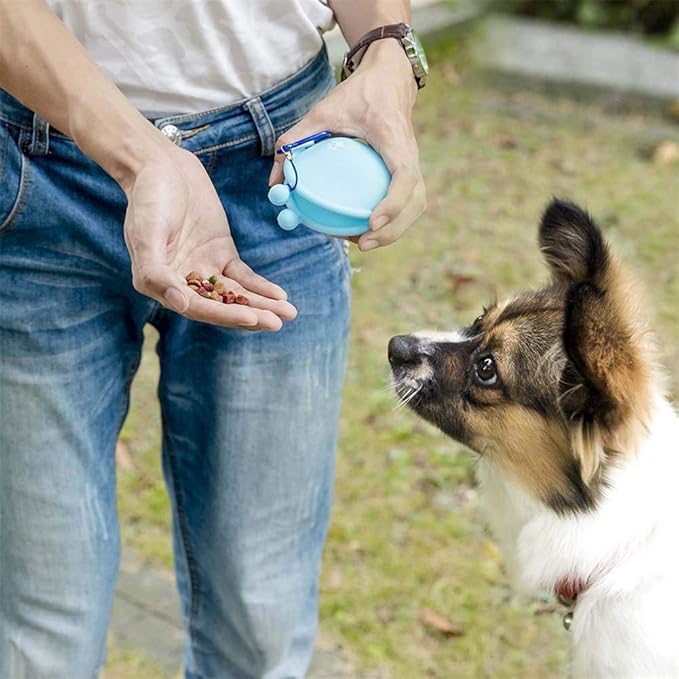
(0, 49), (350, 679)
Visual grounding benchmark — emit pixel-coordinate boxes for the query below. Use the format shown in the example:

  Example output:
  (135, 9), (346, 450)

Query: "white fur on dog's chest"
(478, 399), (679, 678)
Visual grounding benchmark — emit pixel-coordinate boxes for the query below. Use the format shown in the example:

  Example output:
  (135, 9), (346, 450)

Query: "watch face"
(411, 30), (429, 75)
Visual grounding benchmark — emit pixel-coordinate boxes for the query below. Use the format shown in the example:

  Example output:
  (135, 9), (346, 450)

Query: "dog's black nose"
(388, 335), (421, 367)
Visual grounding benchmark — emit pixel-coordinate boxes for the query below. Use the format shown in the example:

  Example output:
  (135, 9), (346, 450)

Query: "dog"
(388, 199), (679, 678)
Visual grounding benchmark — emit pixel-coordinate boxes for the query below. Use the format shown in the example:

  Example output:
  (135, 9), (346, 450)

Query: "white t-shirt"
(45, 0), (335, 115)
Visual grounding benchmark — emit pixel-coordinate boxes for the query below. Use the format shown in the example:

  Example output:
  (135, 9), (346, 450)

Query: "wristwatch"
(341, 23), (429, 90)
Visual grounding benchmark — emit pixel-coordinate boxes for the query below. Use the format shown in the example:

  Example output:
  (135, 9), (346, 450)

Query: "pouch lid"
(283, 137), (391, 219)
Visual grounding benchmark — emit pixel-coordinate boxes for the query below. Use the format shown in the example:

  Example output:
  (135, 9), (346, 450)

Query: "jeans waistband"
(0, 46), (334, 157)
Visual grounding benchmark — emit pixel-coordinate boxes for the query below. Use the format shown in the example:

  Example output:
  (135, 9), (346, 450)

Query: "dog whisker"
(377, 381), (399, 393)
(393, 385), (420, 410)
(395, 384), (423, 411)
(393, 387), (414, 410)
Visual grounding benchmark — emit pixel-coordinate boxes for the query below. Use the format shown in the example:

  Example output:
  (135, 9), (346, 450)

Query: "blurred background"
(105, 1), (679, 677)
(501, 0), (679, 39)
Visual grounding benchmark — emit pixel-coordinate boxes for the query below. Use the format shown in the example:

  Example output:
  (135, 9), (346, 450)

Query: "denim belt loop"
(27, 112), (50, 157)
(243, 96), (276, 157)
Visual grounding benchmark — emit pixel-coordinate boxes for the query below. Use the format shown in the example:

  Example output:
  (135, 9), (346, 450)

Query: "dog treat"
(184, 271), (249, 306)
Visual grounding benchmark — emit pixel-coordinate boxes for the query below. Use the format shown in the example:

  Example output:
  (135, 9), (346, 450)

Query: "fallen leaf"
(652, 141), (679, 165)
(445, 270), (476, 294)
(419, 608), (465, 637)
(495, 135), (517, 149)
(115, 440), (135, 471)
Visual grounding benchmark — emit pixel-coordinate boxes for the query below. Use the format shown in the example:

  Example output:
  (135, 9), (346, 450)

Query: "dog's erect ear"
(539, 199), (608, 287)
(540, 199), (651, 483)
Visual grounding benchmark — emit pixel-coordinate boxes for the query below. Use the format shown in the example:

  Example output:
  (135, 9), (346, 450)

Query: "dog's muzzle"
(388, 335), (435, 403)
(388, 334), (422, 368)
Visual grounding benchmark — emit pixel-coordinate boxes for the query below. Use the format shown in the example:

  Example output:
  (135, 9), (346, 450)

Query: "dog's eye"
(474, 356), (498, 386)
(472, 306), (492, 331)
(471, 313), (484, 332)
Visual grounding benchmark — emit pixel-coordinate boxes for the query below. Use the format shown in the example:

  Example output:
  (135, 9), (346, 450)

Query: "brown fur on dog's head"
(389, 199), (654, 514)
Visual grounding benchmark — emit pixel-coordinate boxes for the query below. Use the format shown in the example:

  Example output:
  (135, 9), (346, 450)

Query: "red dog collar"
(555, 577), (588, 630)
(555, 577), (587, 606)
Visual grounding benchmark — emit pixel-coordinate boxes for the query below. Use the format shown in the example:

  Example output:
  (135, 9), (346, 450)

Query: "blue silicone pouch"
(268, 133), (391, 237)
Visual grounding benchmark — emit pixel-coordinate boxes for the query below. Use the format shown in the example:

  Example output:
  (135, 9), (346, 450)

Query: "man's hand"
(0, 2), (296, 331)
(269, 38), (426, 252)
(124, 147), (297, 331)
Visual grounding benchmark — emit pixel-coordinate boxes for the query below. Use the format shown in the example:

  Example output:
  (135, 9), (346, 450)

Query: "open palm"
(123, 148), (297, 331)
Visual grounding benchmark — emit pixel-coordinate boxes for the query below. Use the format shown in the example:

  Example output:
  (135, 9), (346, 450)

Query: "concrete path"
(110, 551), (184, 672)
(477, 15), (679, 102)
(111, 550), (366, 678)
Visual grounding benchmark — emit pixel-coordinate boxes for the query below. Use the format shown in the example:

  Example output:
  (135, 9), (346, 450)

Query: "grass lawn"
(102, 648), (170, 679)
(111, 38), (679, 678)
